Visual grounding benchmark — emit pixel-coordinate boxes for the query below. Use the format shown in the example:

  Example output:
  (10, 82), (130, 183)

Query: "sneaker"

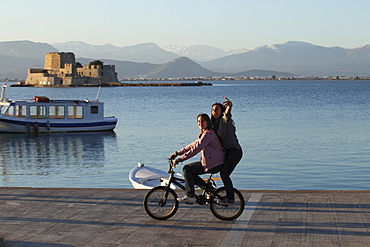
(177, 195), (197, 204)
(218, 197), (234, 205)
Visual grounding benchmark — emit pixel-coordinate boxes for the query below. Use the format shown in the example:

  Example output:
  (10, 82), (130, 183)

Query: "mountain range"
(1, 40), (369, 80)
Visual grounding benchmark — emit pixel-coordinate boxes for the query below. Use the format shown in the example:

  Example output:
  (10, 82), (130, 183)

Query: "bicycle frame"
(162, 158), (218, 204)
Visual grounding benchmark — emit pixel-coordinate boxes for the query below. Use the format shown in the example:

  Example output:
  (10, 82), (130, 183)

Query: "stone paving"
(0, 188), (369, 246)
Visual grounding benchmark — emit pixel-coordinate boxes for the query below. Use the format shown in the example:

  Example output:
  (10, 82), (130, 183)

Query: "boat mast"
(95, 85), (101, 100)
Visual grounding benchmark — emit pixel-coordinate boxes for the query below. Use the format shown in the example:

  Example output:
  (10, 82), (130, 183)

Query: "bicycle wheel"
(143, 186), (179, 220)
(209, 187), (245, 221)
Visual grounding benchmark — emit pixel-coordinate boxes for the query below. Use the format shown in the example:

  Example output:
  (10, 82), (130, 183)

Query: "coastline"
(10, 81), (213, 87)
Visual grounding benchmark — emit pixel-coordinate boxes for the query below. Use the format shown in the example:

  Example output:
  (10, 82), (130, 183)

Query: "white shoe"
(177, 195), (196, 204)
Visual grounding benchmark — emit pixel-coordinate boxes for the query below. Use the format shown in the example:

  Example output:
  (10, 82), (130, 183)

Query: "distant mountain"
(0, 54), (43, 79)
(53, 41), (179, 64)
(201, 41), (370, 76)
(145, 57), (220, 78)
(0, 41), (56, 79)
(78, 57), (222, 79)
(164, 45), (229, 62)
(92, 57), (294, 79)
(0, 40), (57, 60)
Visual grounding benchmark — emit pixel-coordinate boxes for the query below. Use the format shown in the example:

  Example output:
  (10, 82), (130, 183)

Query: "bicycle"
(143, 158), (245, 221)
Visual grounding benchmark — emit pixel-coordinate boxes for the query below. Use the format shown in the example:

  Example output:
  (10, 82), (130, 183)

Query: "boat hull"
(0, 117), (117, 133)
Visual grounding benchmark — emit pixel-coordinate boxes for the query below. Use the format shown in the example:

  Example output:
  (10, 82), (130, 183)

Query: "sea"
(0, 80), (369, 190)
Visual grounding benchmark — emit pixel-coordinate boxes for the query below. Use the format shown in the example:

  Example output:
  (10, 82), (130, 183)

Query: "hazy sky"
(1, 0), (369, 50)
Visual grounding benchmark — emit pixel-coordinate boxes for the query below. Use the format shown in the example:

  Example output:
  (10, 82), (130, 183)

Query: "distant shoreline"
(6, 77), (370, 87)
(10, 81), (213, 87)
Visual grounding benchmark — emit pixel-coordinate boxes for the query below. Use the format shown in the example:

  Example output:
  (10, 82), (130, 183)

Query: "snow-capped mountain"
(201, 41), (370, 76)
(163, 44), (229, 62)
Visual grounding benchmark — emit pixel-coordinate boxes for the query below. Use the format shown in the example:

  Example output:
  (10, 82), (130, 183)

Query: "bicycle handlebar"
(167, 158), (175, 174)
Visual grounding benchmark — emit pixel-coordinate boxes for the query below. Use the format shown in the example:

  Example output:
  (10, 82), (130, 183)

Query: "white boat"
(0, 83), (117, 133)
(129, 162), (184, 189)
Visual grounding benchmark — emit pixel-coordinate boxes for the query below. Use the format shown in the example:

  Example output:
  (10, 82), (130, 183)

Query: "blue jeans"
(220, 148), (243, 200)
(182, 162), (222, 197)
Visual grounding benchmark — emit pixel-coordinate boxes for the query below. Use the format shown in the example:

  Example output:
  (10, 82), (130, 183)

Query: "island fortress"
(25, 52), (118, 86)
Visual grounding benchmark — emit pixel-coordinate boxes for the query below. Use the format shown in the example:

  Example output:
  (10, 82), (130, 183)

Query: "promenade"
(0, 188), (369, 246)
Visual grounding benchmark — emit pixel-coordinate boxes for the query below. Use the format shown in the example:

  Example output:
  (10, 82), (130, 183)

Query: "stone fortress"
(25, 52), (118, 86)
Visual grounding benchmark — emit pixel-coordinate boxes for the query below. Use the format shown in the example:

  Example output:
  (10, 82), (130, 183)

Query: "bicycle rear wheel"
(143, 186), (179, 220)
(209, 187), (245, 220)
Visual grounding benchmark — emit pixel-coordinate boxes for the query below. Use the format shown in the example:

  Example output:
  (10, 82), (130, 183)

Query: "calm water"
(0, 80), (369, 190)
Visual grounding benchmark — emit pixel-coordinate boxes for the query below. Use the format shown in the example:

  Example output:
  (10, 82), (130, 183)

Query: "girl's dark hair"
(211, 103), (225, 121)
(197, 113), (212, 137)
(212, 103), (225, 113)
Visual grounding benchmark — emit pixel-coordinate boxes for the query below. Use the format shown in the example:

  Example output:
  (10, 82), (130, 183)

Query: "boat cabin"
(0, 96), (105, 121)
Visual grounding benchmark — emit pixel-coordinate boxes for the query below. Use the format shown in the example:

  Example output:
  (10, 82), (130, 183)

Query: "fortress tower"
(44, 52), (75, 71)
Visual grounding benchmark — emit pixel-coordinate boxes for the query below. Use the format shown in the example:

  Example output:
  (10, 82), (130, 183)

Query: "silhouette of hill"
(145, 57), (219, 78)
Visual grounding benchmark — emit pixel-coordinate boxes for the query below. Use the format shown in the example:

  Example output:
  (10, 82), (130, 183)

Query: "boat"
(129, 162), (184, 189)
(0, 83), (117, 133)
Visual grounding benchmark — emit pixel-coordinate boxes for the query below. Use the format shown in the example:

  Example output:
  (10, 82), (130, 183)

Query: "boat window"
(5, 105), (14, 116)
(30, 105), (46, 119)
(49, 106), (65, 119)
(0, 105), (7, 115)
(16, 105), (26, 118)
(68, 106), (83, 119)
(91, 106), (99, 114)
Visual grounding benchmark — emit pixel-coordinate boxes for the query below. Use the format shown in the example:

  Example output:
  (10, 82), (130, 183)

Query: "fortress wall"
(103, 65), (118, 82)
(25, 74), (59, 86)
(61, 63), (76, 76)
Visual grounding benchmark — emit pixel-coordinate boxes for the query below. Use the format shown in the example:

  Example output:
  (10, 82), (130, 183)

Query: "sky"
(1, 0), (369, 51)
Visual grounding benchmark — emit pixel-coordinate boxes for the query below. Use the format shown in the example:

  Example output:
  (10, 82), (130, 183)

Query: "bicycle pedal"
(185, 202), (194, 205)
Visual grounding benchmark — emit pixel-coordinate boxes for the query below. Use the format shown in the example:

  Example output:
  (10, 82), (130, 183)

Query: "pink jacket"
(176, 129), (225, 171)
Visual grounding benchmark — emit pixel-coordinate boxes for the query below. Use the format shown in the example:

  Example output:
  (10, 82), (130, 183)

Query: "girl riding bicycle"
(170, 113), (224, 204)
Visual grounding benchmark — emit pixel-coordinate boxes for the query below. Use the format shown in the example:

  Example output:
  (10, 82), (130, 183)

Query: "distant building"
(25, 52), (118, 86)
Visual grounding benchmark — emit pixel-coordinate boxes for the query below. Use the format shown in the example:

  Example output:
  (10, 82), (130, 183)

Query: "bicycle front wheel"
(209, 187), (245, 221)
(143, 186), (179, 220)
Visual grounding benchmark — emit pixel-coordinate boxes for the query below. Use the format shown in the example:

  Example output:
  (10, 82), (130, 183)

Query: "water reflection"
(0, 132), (117, 185)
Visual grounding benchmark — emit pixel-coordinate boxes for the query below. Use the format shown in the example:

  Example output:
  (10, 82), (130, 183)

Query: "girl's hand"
(169, 152), (178, 159)
(223, 97), (233, 108)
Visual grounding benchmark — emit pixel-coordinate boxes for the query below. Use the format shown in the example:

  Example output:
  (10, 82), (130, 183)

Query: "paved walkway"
(0, 188), (369, 246)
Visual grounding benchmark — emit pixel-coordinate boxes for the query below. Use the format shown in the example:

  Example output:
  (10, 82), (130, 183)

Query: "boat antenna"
(1, 80), (8, 102)
(95, 86), (101, 100)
